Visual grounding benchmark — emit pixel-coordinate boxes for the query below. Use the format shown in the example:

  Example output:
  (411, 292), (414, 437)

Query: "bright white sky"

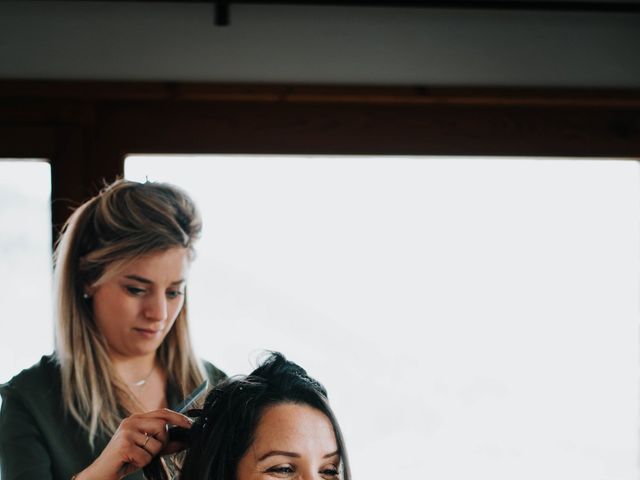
(0, 160), (53, 383)
(1, 156), (638, 480)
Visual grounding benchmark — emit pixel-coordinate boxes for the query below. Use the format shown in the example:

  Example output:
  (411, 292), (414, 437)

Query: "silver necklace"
(128, 365), (155, 388)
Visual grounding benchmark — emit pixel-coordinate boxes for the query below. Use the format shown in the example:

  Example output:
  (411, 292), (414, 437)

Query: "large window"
(126, 155), (639, 480)
(0, 160), (53, 384)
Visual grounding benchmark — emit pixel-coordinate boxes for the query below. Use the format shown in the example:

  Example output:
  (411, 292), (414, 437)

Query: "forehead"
(251, 403), (338, 456)
(98, 247), (189, 284)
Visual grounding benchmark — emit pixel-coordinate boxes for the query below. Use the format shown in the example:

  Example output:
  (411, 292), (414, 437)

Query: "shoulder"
(0, 355), (95, 479)
(201, 359), (226, 386)
(0, 354), (59, 401)
(0, 354), (63, 442)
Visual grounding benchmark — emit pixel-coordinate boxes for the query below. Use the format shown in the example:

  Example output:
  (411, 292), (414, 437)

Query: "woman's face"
(88, 247), (189, 360)
(236, 403), (341, 480)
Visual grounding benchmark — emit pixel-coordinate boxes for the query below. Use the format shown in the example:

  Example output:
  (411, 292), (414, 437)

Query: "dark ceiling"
(31, 0), (640, 12)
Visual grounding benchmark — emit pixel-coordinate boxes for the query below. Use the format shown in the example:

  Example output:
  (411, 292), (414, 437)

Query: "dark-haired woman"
(145, 352), (351, 480)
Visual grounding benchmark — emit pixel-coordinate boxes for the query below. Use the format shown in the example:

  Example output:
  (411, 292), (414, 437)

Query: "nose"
(143, 292), (168, 323)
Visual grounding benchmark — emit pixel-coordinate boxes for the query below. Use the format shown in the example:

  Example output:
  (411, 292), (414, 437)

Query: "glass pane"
(0, 160), (53, 384)
(126, 155), (639, 480)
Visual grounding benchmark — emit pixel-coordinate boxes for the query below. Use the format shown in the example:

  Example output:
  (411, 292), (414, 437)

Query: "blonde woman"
(0, 179), (225, 480)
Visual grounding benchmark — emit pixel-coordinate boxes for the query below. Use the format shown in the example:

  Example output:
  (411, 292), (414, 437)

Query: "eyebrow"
(257, 450), (340, 461)
(323, 450), (340, 459)
(258, 451), (300, 461)
(124, 274), (185, 286)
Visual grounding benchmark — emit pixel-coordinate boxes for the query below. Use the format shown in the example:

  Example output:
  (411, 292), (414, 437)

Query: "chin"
(128, 343), (162, 357)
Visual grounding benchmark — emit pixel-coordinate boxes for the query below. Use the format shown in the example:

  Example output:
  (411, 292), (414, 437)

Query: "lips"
(133, 327), (162, 338)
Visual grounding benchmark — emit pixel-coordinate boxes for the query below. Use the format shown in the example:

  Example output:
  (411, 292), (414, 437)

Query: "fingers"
(138, 408), (193, 429)
(116, 429), (168, 474)
(85, 409), (194, 479)
(122, 417), (169, 444)
(114, 411), (191, 465)
(134, 431), (163, 456)
(120, 408), (191, 441)
(121, 442), (154, 471)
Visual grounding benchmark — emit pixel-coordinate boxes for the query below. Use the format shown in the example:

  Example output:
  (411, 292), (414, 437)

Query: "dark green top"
(0, 355), (226, 480)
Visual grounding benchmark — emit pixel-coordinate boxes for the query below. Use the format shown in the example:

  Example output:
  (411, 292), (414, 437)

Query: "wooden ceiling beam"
(1, 81), (640, 108)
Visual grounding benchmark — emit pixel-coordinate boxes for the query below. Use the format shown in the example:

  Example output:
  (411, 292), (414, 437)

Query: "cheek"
(93, 292), (135, 330)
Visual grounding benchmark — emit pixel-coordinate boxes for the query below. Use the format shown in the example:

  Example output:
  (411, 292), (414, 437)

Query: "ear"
(83, 284), (96, 299)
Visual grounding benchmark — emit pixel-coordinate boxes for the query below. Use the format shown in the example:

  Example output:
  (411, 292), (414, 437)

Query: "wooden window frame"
(0, 80), (638, 239)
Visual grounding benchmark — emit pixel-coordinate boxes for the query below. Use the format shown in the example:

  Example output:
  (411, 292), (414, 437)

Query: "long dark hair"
(145, 352), (351, 479)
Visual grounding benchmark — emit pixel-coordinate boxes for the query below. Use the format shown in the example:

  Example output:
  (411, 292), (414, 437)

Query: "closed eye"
(321, 467), (340, 478)
(265, 465), (295, 475)
(126, 286), (146, 296)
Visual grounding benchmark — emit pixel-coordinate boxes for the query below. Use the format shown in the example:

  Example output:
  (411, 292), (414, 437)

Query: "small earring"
(83, 292), (90, 300)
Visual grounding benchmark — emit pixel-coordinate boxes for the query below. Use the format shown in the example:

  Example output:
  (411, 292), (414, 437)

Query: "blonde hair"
(53, 179), (206, 447)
